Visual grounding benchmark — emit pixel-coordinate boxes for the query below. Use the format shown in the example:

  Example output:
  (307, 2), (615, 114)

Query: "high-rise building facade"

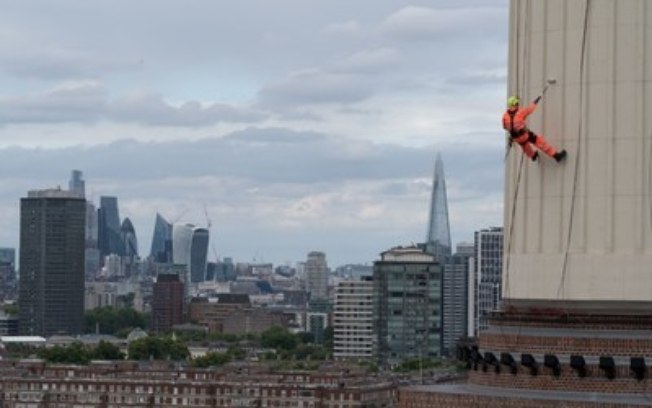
(374, 246), (442, 366)
(68, 169), (85, 198)
(120, 217), (138, 260)
(97, 196), (123, 259)
(333, 277), (374, 360)
(441, 243), (473, 356)
(150, 213), (172, 263)
(425, 154), (452, 260)
(189, 228), (209, 283)
(19, 188), (86, 335)
(305, 251), (329, 300)
(172, 224), (209, 283)
(472, 227), (503, 333)
(151, 273), (184, 333)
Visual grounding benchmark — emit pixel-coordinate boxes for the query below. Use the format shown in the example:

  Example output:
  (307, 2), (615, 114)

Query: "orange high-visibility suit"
(502, 101), (559, 161)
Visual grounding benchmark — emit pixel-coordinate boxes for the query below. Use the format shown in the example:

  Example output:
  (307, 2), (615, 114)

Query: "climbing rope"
(557, 0), (592, 298)
(503, 0), (531, 301)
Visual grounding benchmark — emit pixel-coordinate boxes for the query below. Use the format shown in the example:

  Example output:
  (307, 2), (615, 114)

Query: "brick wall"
(398, 389), (646, 408)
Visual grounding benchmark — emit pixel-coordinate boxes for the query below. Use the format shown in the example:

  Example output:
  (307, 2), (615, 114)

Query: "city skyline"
(0, 1), (507, 267)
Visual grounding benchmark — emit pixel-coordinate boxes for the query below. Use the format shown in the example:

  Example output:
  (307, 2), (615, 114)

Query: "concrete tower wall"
(504, 0), (652, 303)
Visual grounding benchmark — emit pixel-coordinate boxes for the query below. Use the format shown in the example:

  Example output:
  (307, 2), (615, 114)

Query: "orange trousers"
(513, 130), (557, 159)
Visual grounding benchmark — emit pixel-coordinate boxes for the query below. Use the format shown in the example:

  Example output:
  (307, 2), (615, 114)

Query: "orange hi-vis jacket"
(502, 102), (538, 138)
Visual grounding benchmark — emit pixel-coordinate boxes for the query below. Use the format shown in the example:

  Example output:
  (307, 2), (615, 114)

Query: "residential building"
(85, 282), (118, 310)
(374, 245), (442, 366)
(222, 308), (290, 335)
(472, 227), (503, 334)
(333, 276), (374, 360)
(189, 295), (251, 333)
(151, 273), (184, 333)
(0, 361), (396, 407)
(305, 251), (329, 300)
(19, 188), (86, 335)
(441, 242), (473, 356)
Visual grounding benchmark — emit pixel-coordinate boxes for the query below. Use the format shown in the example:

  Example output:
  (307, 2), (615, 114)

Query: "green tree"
(294, 344), (328, 361)
(92, 341), (124, 360)
(37, 343), (91, 365)
(128, 337), (189, 361)
(84, 307), (147, 335)
(191, 352), (231, 368)
(323, 326), (334, 352)
(297, 332), (314, 344)
(260, 326), (297, 351)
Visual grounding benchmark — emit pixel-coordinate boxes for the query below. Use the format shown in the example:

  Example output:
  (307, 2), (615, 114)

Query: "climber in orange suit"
(502, 95), (566, 162)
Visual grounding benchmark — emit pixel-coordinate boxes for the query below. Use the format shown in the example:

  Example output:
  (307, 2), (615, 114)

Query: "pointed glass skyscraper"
(425, 153), (451, 259)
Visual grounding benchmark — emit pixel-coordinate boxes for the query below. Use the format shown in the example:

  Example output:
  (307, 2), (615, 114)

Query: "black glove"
(534, 95), (542, 104)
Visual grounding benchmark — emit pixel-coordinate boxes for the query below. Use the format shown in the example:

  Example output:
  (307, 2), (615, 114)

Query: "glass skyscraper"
(120, 217), (139, 260)
(425, 153), (451, 260)
(68, 169), (85, 198)
(172, 223), (209, 283)
(150, 213), (173, 263)
(98, 196), (123, 258)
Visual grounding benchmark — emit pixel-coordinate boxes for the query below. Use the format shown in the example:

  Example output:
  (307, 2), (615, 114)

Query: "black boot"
(531, 151), (539, 162)
(554, 150), (567, 162)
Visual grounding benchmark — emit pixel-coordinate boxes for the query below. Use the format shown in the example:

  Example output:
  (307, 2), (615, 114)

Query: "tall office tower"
(374, 246), (442, 366)
(97, 196), (123, 259)
(425, 154), (452, 260)
(68, 169), (85, 198)
(150, 213), (173, 263)
(333, 276), (374, 360)
(84, 201), (100, 279)
(472, 227), (502, 334)
(304, 251), (329, 300)
(190, 228), (209, 283)
(441, 243), (473, 357)
(172, 224), (209, 283)
(151, 273), (184, 333)
(19, 188), (85, 336)
(120, 218), (138, 260)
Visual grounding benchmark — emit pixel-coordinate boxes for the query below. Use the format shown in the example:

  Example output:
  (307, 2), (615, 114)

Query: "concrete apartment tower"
(19, 188), (86, 336)
(400, 1), (652, 406)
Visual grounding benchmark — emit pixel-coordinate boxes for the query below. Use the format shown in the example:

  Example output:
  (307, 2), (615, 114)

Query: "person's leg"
(529, 131), (557, 157)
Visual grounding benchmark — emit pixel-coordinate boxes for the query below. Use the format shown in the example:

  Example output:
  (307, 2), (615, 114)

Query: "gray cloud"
(258, 69), (376, 107)
(0, 127), (502, 192)
(0, 81), (106, 124)
(108, 91), (268, 126)
(381, 6), (506, 41)
(0, 84), (267, 126)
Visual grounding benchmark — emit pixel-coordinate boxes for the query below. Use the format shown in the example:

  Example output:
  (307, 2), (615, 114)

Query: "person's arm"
(521, 102), (538, 118)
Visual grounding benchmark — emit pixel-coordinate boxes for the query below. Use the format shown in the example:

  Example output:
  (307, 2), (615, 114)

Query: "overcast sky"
(0, 0), (508, 267)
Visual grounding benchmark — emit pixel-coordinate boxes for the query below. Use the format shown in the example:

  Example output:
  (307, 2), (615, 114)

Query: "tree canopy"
(84, 307), (147, 335)
(128, 337), (189, 361)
